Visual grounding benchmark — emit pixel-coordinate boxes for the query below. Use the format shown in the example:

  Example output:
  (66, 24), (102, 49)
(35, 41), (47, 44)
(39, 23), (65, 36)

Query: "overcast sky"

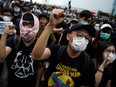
(33, 0), (114, 13)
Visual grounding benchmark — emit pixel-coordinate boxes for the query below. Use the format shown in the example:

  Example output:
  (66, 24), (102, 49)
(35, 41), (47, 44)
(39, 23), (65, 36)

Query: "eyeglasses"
(75, 32), (91, 41)
(22, 21), (34, 28)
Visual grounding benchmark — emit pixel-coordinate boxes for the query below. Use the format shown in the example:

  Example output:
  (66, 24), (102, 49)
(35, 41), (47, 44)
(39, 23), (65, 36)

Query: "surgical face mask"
(14, 8), (20, 13)
(108, 53), (116, 62)
(43, 10), (47, 13)
(2, 16), (11, 22)
(94, 24), (100, 31)
(70, 37), (89, 52)
(100, 33), (110, 40)
(47, 11), (51, 15)
(80, 21), (89, 25)
(95, 27), (99, 31)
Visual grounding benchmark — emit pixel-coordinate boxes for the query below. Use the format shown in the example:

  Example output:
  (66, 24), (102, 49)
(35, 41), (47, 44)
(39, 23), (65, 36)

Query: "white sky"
(32, 0), (114, 13)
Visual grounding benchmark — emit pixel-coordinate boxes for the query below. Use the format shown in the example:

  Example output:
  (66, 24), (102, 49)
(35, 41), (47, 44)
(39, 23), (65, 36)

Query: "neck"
(67, 45), (81, 58)
(40, 25), (46, 30)
(23, 38), (35, 46)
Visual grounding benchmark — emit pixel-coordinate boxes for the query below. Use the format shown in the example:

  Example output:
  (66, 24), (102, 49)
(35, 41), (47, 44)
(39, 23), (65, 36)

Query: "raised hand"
(49, 9), (66, 27)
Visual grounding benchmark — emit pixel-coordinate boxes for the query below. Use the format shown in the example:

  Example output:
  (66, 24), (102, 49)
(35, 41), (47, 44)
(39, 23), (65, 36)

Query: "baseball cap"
(100, 24), (112, 30)
(23, 13), (34, 22)
(69, 23), (96, 36)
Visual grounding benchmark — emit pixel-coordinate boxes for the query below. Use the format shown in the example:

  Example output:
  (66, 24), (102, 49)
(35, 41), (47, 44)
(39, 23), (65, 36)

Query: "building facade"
(111, 0), (116, 16)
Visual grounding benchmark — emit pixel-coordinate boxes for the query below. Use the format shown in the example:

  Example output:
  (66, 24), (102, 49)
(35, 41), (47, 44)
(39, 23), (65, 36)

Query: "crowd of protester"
(0, 0), (116, 87)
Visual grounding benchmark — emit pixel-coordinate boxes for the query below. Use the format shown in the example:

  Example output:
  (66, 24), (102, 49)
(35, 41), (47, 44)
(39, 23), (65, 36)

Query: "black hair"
(38, 14), (49, 20)
(96, 41), (114, 64)
(0, 17), (3, 21)
(3, 7), (14, 16)
(0, 2), (3, 10)
(79, 10), (92, 19)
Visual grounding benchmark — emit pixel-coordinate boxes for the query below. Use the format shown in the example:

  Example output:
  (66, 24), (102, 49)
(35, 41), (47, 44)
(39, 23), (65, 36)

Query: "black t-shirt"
(99, 64), (113, 87)
(44, 45), (95, 87)
(111, 59), (116, 87)
(6, 36), (39, 87)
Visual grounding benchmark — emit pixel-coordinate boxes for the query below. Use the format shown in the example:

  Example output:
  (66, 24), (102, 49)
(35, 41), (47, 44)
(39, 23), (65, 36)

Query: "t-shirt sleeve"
(6, 36), (14, 49)
(47, 45), (60, 59)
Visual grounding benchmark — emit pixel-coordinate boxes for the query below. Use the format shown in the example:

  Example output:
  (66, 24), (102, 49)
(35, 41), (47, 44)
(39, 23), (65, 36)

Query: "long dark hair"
(95, 41), (114, 66)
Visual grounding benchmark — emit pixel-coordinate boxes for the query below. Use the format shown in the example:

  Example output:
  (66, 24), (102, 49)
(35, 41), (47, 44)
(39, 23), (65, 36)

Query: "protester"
(32, 9), (96, 87)
(91, 23), (113, 59)
(59, 18), (79, 46)
(94, 41), (116, 87)
(0, 12), (40, 87)
(37, 13), (56, 45)
(68, 1), (71, 10)
(79, 10), (93, 24)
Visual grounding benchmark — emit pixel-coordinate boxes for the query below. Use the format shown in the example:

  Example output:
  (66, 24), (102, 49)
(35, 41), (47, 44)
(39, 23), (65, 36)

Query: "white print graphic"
(11, 51), (34, 78)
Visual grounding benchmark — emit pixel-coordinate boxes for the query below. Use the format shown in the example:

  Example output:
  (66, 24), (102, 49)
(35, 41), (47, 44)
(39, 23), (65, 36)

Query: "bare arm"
(95, 59), (107, 87)
(0, 25), (13, 62)
(32, 9), (66, 60)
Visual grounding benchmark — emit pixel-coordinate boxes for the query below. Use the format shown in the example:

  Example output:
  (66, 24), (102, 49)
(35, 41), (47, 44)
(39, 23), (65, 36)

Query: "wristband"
(98, 69), (103, 73)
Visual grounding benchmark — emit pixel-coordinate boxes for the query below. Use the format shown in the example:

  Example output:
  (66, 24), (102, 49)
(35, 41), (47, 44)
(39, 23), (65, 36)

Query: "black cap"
(38, 14), (49, 20)
(69, 23), (96, 36)
(12, 3), (20, 8)
(23, 13), (34, 22)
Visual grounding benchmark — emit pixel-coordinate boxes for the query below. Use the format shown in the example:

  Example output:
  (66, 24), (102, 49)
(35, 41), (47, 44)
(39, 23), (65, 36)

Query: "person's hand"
(49, 9), (66, 27)
(103, 53), (112, 66)
(4, 24), (16, 35)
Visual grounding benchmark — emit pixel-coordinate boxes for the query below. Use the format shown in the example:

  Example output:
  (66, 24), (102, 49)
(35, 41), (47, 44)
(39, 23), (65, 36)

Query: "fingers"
(4, 25), (16, 35)
(52, 9), (66, 18)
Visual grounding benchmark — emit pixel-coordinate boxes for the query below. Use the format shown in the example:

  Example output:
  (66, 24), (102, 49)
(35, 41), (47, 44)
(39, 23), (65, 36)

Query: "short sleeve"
(6, 36), (15, 49)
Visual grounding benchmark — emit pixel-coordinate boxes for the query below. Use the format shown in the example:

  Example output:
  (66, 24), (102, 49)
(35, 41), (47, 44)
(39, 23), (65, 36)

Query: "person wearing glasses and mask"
(0, 12), (40, 87)
(32, 9), (96, 87)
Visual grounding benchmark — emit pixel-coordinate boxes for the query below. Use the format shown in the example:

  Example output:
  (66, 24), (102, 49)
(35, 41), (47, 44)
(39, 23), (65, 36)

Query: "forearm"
(0, 33), (8, 62)
(32, 23), (54, 59)
(95, 65), (105, 87)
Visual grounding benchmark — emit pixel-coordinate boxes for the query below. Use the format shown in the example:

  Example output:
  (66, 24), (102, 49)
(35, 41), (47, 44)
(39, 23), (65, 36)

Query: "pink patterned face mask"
(19, 12), (39, 41)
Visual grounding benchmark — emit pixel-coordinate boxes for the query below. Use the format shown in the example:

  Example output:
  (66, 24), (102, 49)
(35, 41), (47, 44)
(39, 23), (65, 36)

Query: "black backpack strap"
(14, 35), (21, 51)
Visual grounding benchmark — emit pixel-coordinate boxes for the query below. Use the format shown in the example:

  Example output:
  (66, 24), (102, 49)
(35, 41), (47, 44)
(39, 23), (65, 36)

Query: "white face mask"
(2, 16), (11, 22)
(108, 53), (116, 62)
(70, 37), (89, 52)
(94, 24), (100, 31)
(80, 21), (89, 25)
